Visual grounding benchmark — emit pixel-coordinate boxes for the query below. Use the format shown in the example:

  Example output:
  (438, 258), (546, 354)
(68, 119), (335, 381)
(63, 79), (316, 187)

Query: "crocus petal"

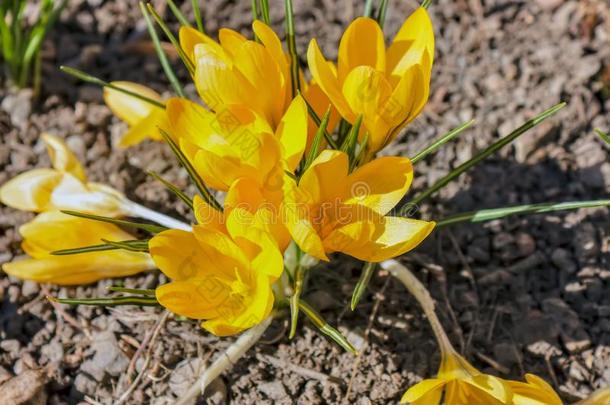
(201, 272), (274, 336)
(387, 7), (435, 79)
(166, 97), (216, 149)
(233, 41), (284, 126)
(252, 20), (290, 105)
(507, 374), (562, 405)
(401, 378), (446, 404)
(299, 150), (349, 203)
(118, 108), (167, 147)
(345, 156), (413, 215)
(303, 80), (340, 150)
(194, 43), (254, 111)
(49, 174), (126, 217)
(275, 95), (308, 171)
(218, 28), (248, 58)
(193, 195), (225, 231)
(463, 374), (512, 404)
(0, 168), (62, 212)
(226, 208), (283, 280)
(19, 211), (134, 258)
(41, 133), (86, 181)
(3, 251), (153, 285)
(324, 215), (435, 262)
(156, 278), (232, 320)
(103, 81), (163, 126)
(307, 39), (354, 120)
(192, 225), (250, 276)
(149, 229), (212, 281)
(337, 17), (386, 82)
(341, 65), (393, 135)
(179, 26), (221, 64)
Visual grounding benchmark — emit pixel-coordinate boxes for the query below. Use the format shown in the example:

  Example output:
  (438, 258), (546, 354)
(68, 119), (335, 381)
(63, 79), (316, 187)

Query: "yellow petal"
(103, 81), (163, 126)
(401, 378), (446, 404)
(226, 208), (283, 280)
(0, 168), (62, 212)
(341, 65), (393, 141)
(233, 41), (284, 126)
(193, 195), (225, 231)
(338, 17), (386, 82)
(252, 20), (290, 106)
(156, 278), (231, 320)
(166, 97), (216, 149)
(324, 214), (435, 262)
(118, 108), (167, 147)
(192, 225), (250, 276)
(179, 26), (221, 63)
(194, 43), (253, 111)
(3, 251), (152, 285)
(218, 28), (247, 58)
(275, 95), (308, 171)
(387, 7), (435, 79)
(462, 374), (512, 404)
(507, 374), (562, 405)
(149, 229), (211, 281)
(282, 178), (328, 261)
(303, 80), (340, 150)
(19, 211), (134, 258)
(201, 272), (274, 336)
(306, 39), (354, 120)
(41, 133), (86, 181)
(345, 156), (413, 215)
(299, 149), (349, 203)
(49, 174), (126, 217)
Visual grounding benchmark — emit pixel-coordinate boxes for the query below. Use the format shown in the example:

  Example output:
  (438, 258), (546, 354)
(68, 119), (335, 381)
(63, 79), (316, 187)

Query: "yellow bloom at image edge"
(2, 211), (154, 285)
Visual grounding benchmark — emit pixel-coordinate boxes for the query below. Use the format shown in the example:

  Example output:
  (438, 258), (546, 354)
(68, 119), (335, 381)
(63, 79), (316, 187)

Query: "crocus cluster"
(1, 5), (591, 404)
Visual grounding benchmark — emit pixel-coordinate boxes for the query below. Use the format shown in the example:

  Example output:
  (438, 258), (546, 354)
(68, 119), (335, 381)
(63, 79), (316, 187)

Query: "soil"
(0, 0), (609, 404)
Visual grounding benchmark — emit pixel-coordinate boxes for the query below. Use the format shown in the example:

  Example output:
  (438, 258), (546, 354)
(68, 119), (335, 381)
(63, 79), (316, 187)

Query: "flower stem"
(379, 259), (454, 356)
(176, 316), (273, 405)
(122, 200), (191, 231)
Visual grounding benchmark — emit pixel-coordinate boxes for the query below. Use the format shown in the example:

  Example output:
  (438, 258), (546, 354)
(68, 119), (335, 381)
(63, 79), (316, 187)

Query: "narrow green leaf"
(595, 128), (610, 145)
(421, 0), (432, 9)
(166, 0), (192, 27)
(139, 1), (185, 97)
(60, 210), (167, 233)
(100, 239), (150, 252)
(299, 300), (357, 354)
(363, 0), (374, 17)
(303, 105), (331, 172)
(284, 0), (300, 98)
(410, 120), (475, 164)
(191, 0), (205, 33)
(158, 129), (223, 211)
(146, 3), (195, 75)
(401, 102), (566, 213)
(259, 0), (271, 25)
(376, 0), (389, 28)
(251, 0), (259, 23)
(352, 132), (370, 170)
(350, 262), (376, 311)
(60, 66), (166, 109)
(337, 118), (352, 145)
(50, 295), (160, 307)
(436, 199), (610, 227)
(107, 286), (156, 296)
(148, 171), (194, 210)
(341, 115), (363, 165)
(52, 243), (120, 255)
(289, 258), (306, 339)
(303, 97), (339, 149)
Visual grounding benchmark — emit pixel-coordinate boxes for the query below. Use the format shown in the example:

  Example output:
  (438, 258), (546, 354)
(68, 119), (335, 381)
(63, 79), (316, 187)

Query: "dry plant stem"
(122, 200), (191, 231)
(379, 259), (454, 356)
(176, 316), (273, 405)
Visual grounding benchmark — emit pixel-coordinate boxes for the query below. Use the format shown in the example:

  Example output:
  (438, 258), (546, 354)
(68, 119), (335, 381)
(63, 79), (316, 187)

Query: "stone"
(259, 381), (288, 400)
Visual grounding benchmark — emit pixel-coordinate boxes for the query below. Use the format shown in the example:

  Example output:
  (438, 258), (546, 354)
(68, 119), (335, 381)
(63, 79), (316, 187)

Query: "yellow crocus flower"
(149, 208), (283, 336)
(189, 20), (291, 128)
(2, 211), (154, 285)
(401, 351), (512, 404)
(103, 81), (167, 147)
(283, 150), (434, 261)
(307, 7), (434, 153)
(0, 133), (127, 217)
